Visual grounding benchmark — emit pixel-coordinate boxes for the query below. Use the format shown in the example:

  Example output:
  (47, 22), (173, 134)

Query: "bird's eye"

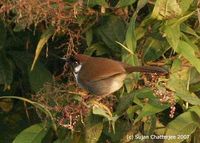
(75, 61), (79, 64)
(74, 61), (79, 66)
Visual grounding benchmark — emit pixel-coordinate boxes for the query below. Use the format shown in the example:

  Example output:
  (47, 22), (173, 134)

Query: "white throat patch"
(74, 64), (82, 73)
(73, 64), (82, 84)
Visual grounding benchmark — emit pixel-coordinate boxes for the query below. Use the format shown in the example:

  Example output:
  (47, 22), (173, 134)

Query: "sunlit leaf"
(176, 40), (200, 73)
(172, 12), (194, 26)
(179, 0), (194, 13)
(167, 67), (200, 105)
(13, 123), (50, 143)
(164, 107), (200, 143)
(163, 11), (194, 48)
(31, 27), (54, 71)
(189, 68), (200, 92)
(126, 14), (136, 53)
(92, 101), (118, 133)
(115, 41), (133, 55)
(92, 101), (112, 120)
(152, 0), (182, 20)
(176, 92), (200, 106)
(136, 0), (148, 13)
(164, 24), (180, 49)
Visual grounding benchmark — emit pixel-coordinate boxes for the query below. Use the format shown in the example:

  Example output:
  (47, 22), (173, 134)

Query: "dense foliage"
(0, 0), (200, 143)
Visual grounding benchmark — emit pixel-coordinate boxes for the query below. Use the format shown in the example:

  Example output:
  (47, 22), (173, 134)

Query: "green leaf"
(151, 0), (182, 20)
(107, 120), (132, 143)
(176, 40), (200, 73)
(8, 51), (52, 92)
(0, 21), (7, 50)
(130, 88), (169, 124)
(179, 0), (194, 14)
(164, 24), (180, 49)
(85, 113), (103, 143)
(181, 23), (200, 38)
(123, 13), (139, 88)
(175, 92), (200, 106)
(116, 0), (136, 8)
(127, 105), (141, 120)
(123, 58), (139, 92)
(143, 37), (168, 62)
(189, 68), (200, 92)
(164, 108), (200, 143)
(116, 93), (135, 115)
(96, 15), (126, 52)
(0, 51), (13, 87)
(130, 88), (156, 107)
(190, 106), (200, 117)
(134, 100), (169, 124)
(13, 123), (50, 143)
(136, 0), (148, 13)
(29, 63), (52, 92)
(135, 26), (146, 41)
(173, 12), (194, 26)
(13, 24), (26, 32)
(92, 101), (118, 133)
(167, 64), (200, 105)
(84, 43), (110, 56)
(134, 88), (156, 99)
(31, 27), (54, 71)
(125, 14), (137, 53)
(92, 102), (112, 121)
(86, 29), (93, 47)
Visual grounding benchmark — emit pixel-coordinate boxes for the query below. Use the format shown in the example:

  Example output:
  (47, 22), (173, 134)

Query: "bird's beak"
(60, 57), (70, 63)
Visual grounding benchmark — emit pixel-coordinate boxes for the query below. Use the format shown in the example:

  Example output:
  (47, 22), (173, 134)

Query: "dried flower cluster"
(31, 82), (87, 130)
(58, 102), (88, 131)
(0, 0), (97, 52)
(142, 73), (176, 118)
(32, 81), (116, 131)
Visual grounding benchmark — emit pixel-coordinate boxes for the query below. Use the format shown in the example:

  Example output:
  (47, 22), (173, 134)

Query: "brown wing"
(78, 57), (126, 82)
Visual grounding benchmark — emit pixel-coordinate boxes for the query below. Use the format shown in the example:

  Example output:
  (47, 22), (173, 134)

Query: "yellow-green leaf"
(13, 123), (49, 143)
(164, 24), (180, 50)
(125, 14), (136, 53)
(31, 27), (54, 71)
(176, 41), (200, 73)
(164, 107), (200, 143)
(152, 0), (182, 20)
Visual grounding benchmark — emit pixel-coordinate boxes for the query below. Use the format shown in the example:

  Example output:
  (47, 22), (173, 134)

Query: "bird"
(65, 54), (168, 96)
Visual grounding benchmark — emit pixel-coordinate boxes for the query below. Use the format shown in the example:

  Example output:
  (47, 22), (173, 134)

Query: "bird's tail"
(125, 66), (168, 75)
